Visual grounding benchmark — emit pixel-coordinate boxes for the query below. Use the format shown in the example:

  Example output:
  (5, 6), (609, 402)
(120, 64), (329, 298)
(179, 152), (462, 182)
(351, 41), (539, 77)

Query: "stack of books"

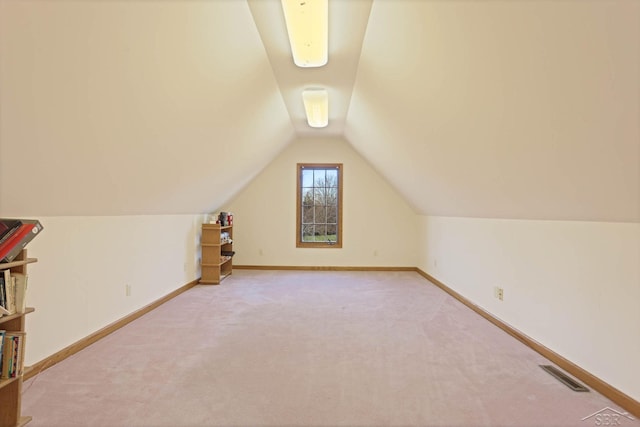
(0, 218), (40, 318)
(0, 270), (28, 317)
(0, 218), (43, 264)
(0, 330), (26, 379)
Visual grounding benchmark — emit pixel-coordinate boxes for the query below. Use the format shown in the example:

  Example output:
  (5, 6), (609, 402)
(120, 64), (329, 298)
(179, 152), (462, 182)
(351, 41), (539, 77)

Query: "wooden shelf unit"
(200, 224), (233, 284)
(0, 250), (36, 427)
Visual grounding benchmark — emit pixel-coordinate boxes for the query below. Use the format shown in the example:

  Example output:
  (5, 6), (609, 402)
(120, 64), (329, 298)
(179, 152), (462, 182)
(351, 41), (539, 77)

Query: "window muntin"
(297, 163), (342, 248)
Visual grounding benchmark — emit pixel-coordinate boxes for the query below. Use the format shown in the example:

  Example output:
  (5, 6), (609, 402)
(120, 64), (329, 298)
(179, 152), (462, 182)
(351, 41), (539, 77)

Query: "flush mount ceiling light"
(281, 0), (328, 67)
(302, 88), (328, 128)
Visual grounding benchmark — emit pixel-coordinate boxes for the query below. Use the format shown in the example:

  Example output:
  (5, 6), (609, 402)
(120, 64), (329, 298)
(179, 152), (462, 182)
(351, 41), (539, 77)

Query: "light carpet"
(22, 270), (639, 426)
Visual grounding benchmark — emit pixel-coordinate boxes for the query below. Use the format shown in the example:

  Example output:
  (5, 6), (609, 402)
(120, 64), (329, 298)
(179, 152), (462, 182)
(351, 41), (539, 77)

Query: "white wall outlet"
(259, 248), (263, 256)
(494, 286), (504, 301)
(126, 284), (132, 297)
(373, 249), (378, 256)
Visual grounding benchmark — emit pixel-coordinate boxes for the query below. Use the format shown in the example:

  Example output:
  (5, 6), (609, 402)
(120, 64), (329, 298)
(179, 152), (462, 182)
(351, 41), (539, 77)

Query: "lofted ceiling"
(0, 0), (638, 222)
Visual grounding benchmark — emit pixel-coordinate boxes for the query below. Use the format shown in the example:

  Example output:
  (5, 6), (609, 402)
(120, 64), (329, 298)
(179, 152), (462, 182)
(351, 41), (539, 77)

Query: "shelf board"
(202, 259), (232, 267)
(0, 308), (35, 325)
(0, 258), (38, 269)
(202, 224), (232, 230)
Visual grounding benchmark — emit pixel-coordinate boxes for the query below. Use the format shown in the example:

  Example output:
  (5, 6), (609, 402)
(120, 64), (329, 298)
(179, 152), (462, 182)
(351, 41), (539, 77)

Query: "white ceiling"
(0, 0), (638, 222)
(346, 0), (640, 222)
(247, 0), (373, 137)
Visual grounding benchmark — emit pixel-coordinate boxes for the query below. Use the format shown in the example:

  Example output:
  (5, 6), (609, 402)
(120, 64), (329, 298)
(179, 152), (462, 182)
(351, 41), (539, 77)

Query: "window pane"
(326, 187), (337, 206)
(302, 169), (314, 187)
(315, 225), (327, 241)
(314, 188), (325, 205)
(302, 206), (314, 224)
(314, 206), (326, 223)
(302, 225), (314, 242)
(326, 206), (337, 223)
(313, 169), (326, 186)
(327, 224), (337, 241)
(326, 169), (338, 187)
(302, 188), (314, 206)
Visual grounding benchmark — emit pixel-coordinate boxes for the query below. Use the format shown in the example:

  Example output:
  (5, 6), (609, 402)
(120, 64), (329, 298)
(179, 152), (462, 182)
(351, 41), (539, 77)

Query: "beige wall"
(225, 137), (419, 267)
(347, 0), (639, 223)
(0, 0), (293, 217)
(23, 214), (202, 365)
(417, 215), (640, 401)
(15, 164), (640, 407)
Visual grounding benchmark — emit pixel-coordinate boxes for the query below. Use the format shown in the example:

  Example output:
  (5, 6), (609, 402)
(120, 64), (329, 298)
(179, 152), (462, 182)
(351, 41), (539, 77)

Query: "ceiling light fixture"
(302, 89), (328, 128)
(281, 0), (328, 67)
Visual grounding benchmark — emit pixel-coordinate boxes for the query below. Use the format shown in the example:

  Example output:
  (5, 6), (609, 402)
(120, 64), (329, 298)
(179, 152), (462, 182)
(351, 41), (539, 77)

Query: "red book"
(0, 220), (22, 245)
(0, 221), (42, 263)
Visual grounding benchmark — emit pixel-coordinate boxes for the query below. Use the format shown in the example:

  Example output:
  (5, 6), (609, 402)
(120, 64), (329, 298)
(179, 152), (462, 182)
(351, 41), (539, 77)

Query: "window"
(296, 163), (343, 248)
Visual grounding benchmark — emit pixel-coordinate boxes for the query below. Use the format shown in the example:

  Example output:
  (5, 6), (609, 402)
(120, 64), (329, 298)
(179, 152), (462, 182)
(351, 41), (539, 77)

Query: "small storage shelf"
(200, 224), (233, 284)
(0, 375), (19, 391)
(0, 250), (35, 427)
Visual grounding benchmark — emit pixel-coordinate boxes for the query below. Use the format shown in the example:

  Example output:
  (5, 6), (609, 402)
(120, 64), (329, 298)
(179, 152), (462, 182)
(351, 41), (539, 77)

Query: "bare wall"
(226, 137), (419, 267)
(22, 215), (202, 365)
(418, 215), (640, 401)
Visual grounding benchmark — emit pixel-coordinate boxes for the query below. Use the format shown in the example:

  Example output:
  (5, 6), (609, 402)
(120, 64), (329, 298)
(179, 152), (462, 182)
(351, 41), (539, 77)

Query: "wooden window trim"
(296, 163), (343, 248)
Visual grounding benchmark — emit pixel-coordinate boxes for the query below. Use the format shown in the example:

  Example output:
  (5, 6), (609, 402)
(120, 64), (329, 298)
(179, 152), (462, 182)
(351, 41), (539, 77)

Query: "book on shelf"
(0, 331), (8, 379)
(0, 330), (4, 377)
(0, 270), (15, 316)
(0, 220), (22, 246)
(0, 218), (43, 263)
(0, 224), (29, 259)
(15, 331), (25, 377)
(4, 271), (15, 315)
(0, 271), (5, 311)
(12, 273), (28, 314)
(0, 331), (25, 379)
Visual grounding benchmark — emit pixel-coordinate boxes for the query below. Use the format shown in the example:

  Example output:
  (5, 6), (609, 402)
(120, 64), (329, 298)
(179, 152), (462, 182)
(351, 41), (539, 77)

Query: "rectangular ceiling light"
(281, 0), (328, 67)
(302, 89), (328, 128)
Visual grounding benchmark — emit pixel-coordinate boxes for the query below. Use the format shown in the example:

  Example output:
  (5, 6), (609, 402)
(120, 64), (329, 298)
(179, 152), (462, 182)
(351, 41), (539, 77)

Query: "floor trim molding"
(24, 279), (199, 381)
(234, 265), (415, 271)
(414, 268), (640, 418)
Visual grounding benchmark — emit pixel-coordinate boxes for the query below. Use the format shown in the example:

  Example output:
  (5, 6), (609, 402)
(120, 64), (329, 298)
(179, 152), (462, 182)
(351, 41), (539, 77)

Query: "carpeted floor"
(22, 270), (638, 426)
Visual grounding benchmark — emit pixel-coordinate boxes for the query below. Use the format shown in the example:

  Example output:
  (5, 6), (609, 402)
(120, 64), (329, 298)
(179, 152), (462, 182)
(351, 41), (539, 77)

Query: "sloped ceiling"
(0, 0), (293, 216)
(1, 0), (638, 222)
(346, 0), (639, 222)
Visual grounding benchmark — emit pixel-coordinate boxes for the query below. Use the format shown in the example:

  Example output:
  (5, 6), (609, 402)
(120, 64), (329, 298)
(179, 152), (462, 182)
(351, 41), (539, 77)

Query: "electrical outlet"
(496, 287), (504, 301)
(373, 249), (378, 256)
(126, 284), (132, 297)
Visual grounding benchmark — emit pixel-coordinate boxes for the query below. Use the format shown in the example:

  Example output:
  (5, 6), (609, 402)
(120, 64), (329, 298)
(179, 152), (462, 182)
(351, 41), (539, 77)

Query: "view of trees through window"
(297, 164), (342, 247)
